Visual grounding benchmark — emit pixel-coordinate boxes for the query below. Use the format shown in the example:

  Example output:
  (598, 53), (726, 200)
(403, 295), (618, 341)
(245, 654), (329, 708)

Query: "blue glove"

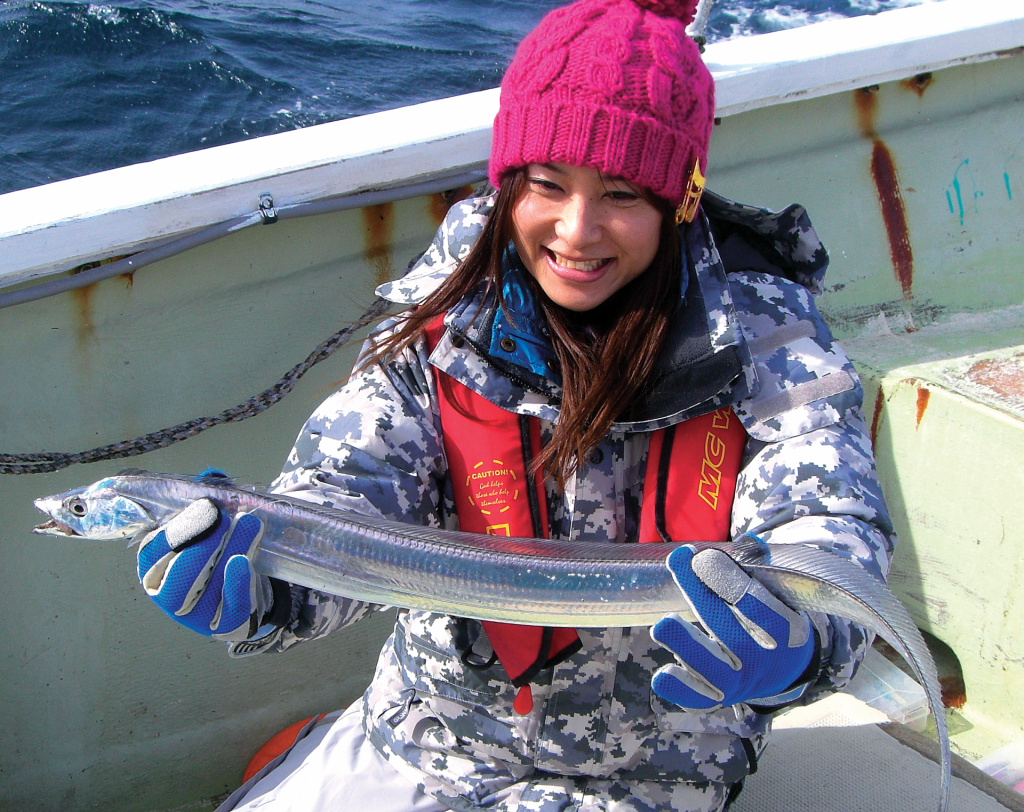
(137, 499), (281, 641)
(651, 544), (817, 710)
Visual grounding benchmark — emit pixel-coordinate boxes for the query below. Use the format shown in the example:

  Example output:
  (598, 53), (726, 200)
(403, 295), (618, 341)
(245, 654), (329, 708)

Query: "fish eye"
(67, 497), (88, 517)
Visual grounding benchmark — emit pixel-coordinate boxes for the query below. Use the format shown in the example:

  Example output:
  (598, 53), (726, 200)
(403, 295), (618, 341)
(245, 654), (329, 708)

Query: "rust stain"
(940, 675), (967, 710)
(900, 72), (933, 98)
(68, 265), (101, 345)
(872, 143), (914, 298)
(428, 193), (449, 227)
(63, 254), (133, 353)
(870, 386), (885, 448)
(429, 185), (475, 227)
(966, 356), (1024, 401)
(72, 282), (96, 344)
(68, 253), (135, 296)
(854, 86), (878, 138)
(854, 87), (915, 299)
(915, 386), (930, 428)
(362, 202), (395, 288)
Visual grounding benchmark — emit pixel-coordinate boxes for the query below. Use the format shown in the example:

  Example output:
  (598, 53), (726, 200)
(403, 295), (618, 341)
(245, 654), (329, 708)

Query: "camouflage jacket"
(246, 191), (895, 812)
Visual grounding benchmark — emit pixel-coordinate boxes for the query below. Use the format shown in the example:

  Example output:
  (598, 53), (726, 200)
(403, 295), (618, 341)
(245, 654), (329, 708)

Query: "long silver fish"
(34, 470), (950, 812)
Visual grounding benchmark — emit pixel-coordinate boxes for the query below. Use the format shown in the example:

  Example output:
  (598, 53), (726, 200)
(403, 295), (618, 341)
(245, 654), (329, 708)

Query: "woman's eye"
(528, 177), (562, 192)
(607, 190), (639, 203)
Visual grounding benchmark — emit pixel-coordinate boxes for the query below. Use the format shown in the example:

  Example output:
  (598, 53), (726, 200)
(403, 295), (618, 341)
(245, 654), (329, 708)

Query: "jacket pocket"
(395, 612), (508, 706)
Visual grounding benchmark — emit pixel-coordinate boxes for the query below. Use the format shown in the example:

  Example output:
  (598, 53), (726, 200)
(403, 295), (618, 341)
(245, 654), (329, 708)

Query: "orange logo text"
(697, 411), (731, 510)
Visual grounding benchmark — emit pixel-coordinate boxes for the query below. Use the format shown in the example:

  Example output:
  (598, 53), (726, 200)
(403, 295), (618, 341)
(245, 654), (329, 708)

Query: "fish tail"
(752, 544), (950, 812)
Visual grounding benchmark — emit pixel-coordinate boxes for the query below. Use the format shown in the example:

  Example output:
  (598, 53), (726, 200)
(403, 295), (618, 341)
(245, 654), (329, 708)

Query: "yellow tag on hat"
(676, 158), (706, 224)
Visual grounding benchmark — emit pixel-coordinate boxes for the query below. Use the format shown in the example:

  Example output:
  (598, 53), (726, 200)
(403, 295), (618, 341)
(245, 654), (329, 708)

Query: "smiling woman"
(501, 160), (685, 484)
(356, 157), (686, 489)
(512, 163), (663, 312)
(120, 0), (897, 810)
(512, 161), (663, 311)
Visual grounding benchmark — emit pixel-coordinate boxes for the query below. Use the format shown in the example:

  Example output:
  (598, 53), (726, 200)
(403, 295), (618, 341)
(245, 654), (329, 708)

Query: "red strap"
(513, 685), (534, 715)
(426, 317), (580, 699)
(638, 408), (746, 544)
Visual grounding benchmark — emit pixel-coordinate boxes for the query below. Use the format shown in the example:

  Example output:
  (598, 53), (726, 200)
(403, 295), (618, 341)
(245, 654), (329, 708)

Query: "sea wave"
(0, 0), (942, 195)
(709, 0), (943, 39)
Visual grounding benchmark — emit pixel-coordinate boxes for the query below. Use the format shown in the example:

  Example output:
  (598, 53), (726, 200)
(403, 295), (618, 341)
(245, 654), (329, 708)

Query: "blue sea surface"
(0, 0), (942, 195)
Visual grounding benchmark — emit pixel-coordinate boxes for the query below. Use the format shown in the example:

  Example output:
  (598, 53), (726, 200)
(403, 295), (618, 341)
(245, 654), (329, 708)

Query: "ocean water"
(0, 0), (944, 196)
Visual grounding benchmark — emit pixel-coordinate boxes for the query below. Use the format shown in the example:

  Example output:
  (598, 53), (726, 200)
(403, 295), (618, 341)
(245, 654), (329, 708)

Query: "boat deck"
(736, 693), (1022, 811)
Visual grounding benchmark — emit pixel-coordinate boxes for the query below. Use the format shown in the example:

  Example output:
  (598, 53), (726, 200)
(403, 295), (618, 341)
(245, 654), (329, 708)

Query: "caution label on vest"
(466, 459), (521, 534)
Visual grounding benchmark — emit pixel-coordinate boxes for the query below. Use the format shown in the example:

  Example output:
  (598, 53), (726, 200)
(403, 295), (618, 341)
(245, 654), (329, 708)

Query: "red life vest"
(425, 318), (746, 714)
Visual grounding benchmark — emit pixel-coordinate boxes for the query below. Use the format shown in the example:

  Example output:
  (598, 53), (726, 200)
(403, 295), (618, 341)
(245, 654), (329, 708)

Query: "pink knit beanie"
(490, 0), (714, 209)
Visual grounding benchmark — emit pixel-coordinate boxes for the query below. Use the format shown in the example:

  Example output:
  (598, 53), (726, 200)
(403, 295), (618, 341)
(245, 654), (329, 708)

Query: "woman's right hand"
(137, 499), (282, 641)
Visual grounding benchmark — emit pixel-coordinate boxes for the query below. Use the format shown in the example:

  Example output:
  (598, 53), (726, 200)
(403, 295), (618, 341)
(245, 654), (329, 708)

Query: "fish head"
(34, 478), (157, 540)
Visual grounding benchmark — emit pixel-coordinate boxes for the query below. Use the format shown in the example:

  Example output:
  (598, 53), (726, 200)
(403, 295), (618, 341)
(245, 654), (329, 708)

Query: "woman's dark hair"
(362, 166), (681, 488)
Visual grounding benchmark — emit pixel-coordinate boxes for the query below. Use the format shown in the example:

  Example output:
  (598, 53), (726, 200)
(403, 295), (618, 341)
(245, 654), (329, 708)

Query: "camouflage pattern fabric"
(218, 707), (730, 812)
(235, 190), (895, 812)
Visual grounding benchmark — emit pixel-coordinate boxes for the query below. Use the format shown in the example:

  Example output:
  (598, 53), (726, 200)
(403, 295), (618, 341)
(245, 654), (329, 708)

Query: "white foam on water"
(86, 4), (122, 25)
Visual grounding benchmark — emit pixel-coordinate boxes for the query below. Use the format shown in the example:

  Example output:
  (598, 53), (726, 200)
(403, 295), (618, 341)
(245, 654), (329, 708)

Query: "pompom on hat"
(489, 0), (713, 215)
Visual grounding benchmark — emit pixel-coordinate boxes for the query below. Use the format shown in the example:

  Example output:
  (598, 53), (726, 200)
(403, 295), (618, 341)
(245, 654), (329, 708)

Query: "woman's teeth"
(550, 251), (606, 272)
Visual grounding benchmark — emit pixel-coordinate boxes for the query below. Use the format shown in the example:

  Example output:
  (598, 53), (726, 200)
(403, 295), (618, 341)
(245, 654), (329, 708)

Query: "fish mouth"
(33, 517), (80, 537)
(33, 496), (80, 537)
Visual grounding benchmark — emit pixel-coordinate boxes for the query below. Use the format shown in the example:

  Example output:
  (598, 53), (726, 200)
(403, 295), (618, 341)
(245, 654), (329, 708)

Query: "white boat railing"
(0, 0), (1021, 290)
(0, 168), (486, 309)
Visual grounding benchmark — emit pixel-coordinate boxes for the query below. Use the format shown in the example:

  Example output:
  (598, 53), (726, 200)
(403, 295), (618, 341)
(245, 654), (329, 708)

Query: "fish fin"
(195, 469), (237, 485)
(127, 525), (157, 549)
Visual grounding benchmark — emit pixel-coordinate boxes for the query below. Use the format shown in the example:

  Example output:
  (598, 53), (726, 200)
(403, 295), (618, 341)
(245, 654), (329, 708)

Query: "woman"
(137, 0), (895, 810)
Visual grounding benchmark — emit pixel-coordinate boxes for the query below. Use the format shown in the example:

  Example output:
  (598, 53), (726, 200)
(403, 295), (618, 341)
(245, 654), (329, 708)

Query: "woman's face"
(511, 163), (662, 313)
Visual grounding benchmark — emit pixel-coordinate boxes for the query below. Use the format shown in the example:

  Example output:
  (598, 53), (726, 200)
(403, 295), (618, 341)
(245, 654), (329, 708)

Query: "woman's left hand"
(651, 545), (816, 710)
(137, 499), (279, 642)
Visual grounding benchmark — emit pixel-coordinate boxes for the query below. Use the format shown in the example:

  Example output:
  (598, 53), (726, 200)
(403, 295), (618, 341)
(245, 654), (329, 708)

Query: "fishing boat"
(1, 1), (1022, 809)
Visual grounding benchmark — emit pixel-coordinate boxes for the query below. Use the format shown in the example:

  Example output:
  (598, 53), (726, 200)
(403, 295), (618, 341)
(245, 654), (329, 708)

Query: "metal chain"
(0, 297), (391, 475)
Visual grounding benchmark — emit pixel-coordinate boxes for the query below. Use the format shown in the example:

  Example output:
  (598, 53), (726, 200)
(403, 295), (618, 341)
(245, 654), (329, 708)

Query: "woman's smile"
(512, 163), (663, 312)
(545, 248), (612, 280)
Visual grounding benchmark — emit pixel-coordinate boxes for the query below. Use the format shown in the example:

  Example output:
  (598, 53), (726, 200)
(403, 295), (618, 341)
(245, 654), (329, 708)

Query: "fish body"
(34, 471), (950, 811)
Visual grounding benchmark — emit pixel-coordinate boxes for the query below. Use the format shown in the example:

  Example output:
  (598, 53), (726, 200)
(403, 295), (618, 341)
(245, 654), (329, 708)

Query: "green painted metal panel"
(709, 53), (1024, 336)
(863, 368), (1024, 760)
(0, 195), (449, 811)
